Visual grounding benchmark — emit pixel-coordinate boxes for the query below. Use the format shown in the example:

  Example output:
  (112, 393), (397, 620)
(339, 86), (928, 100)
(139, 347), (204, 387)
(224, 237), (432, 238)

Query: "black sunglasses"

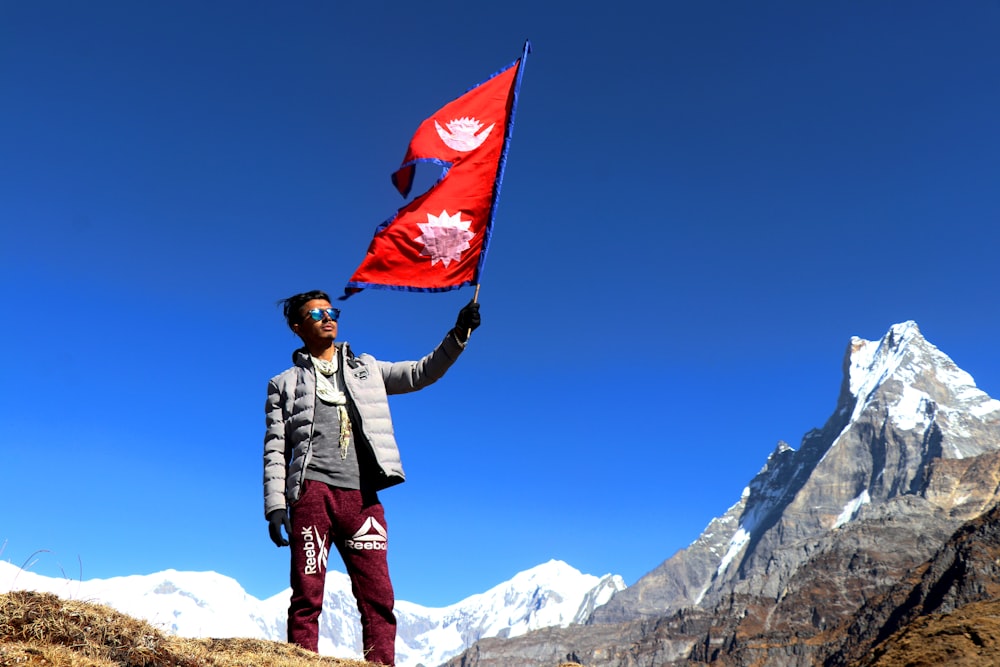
(306, 307), (340, 322)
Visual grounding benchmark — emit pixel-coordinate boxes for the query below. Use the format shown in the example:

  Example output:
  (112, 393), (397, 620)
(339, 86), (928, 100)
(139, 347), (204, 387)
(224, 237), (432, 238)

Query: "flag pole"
(466, 283), (481, 340)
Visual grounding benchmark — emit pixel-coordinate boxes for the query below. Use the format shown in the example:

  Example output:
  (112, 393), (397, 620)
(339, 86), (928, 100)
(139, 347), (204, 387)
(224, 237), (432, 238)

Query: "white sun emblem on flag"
(434, 117), (495, 152)
(415, 210), (474, 267)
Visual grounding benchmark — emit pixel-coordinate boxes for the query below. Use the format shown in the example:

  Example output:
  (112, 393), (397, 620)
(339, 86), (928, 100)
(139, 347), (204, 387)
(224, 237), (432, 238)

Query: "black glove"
(453, 300), (481, 342)
(267, 509), (292, 547)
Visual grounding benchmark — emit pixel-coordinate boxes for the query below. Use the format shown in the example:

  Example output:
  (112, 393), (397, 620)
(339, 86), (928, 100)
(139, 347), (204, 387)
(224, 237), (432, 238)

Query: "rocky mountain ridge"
(445, 321), (1000, 666)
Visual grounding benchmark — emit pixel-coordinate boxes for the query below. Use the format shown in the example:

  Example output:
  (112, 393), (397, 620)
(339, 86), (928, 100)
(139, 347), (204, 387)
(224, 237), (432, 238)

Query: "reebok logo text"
(300, 525), (329, 575)
(345, 516), (387, 552)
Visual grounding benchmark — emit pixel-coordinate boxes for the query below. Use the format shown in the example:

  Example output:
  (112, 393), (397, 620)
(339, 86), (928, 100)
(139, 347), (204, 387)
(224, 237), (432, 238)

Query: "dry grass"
(0, 590), (374, 667)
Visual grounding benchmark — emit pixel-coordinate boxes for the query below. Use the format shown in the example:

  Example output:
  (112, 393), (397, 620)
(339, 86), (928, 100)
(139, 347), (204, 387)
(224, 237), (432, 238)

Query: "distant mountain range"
(443, 321), (1000, 666)
(0, 558), (624, 667)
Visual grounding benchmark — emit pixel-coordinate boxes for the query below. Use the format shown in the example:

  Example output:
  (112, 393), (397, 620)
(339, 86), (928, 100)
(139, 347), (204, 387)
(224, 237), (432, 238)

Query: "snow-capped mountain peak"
(393, 559), (625, 664)
(847, 320), (921, 399)
(844, 321), (1000, 458)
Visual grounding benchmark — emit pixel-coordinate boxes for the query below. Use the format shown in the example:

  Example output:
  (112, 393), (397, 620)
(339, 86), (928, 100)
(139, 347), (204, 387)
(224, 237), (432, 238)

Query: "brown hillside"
(852, 598), (1000, 667)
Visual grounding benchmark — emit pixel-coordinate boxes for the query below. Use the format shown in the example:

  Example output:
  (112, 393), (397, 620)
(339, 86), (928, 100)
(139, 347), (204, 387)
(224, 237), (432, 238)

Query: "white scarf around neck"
(310, 353), (352, 460)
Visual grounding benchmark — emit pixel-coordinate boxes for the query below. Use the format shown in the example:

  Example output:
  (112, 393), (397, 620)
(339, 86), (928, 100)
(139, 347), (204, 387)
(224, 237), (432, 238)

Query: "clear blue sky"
(3, 2), (1000, 607)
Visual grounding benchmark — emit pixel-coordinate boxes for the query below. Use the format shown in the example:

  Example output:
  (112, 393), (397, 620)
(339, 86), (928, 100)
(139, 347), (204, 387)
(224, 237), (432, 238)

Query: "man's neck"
(307, 342), (336, 361)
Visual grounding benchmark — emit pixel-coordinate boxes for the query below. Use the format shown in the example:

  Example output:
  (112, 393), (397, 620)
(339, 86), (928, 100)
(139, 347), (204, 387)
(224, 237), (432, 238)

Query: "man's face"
(292, 298), (339, 348)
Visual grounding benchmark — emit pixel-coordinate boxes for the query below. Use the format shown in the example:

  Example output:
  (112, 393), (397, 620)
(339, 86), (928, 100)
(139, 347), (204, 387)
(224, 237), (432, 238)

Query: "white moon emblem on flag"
(434, 117), (495, 152)
(415, 211), (475, 267)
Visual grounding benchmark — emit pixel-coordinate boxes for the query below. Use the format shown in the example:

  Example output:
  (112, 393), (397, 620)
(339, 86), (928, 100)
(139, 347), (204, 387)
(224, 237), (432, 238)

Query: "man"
(263, 289), (480, 666)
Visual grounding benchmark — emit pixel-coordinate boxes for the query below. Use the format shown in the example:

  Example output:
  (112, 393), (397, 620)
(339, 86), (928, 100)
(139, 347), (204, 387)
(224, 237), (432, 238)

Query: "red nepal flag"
(341, 43), (529, 299)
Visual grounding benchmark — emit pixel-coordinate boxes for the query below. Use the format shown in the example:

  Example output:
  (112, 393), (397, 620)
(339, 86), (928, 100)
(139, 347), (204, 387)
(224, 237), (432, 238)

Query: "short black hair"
(279, 290), (332, 330)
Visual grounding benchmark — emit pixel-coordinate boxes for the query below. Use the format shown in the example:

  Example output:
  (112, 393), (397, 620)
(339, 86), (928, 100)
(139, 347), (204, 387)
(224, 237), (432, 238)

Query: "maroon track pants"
(288, 480), (396, 666)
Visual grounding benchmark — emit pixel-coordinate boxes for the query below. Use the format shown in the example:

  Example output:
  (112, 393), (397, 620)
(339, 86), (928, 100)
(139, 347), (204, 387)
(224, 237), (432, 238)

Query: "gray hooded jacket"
(263, 331), (466, 518)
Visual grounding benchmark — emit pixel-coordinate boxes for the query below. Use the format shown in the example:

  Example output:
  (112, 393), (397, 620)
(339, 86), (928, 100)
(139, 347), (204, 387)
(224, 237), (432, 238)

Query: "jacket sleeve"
(378, 329), (467, 396)
(263, 379), (289, 519)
